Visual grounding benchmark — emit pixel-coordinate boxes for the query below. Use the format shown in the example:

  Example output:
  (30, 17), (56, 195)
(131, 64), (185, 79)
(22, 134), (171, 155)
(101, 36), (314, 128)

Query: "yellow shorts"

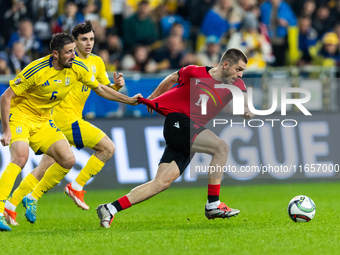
(55, 118), (106, 149)
(9, 113), (67, 154)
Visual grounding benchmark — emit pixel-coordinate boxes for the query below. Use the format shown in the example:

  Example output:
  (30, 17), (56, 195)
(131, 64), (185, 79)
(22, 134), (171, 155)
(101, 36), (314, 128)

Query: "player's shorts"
(9, 113), (67, 155)
(55, 118), (106, 150)
(159, 112), (206, 175)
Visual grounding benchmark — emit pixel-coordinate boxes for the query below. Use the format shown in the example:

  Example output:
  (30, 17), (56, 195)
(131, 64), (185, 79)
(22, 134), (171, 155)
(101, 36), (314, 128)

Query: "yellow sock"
(75, 155), (105, 187)
(8, 173), (39, 207)
(31, 163), (69, 200)
(0, 163), (21, 213)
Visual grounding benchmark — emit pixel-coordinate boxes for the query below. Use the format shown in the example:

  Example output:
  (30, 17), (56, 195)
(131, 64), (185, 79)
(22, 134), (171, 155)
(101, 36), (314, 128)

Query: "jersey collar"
(49, 55), (53, 67)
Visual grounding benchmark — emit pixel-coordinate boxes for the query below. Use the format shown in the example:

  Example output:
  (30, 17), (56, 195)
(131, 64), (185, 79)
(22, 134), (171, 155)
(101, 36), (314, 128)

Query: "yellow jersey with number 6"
(52, 53), (110, 125)
(9, 54), (99, 119)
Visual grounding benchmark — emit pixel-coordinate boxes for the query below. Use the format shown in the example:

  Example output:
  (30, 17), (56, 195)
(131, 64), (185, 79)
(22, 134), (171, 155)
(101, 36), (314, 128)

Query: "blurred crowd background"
(1, 0), (340, 76)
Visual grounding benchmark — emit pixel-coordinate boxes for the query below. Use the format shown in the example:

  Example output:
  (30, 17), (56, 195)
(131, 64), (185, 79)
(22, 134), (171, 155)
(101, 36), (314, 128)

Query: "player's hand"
(129, 93), (143, 106)
(1, 130), (11, 146)
(113, 72), (125, 90)
(146, 95), (154, 115)
(242, 110), (255, 119)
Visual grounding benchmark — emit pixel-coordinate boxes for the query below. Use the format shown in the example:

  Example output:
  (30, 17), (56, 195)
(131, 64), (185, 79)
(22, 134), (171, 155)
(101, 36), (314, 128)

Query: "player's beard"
(59, 59), (73, 68)
(221, 67), (236, 84)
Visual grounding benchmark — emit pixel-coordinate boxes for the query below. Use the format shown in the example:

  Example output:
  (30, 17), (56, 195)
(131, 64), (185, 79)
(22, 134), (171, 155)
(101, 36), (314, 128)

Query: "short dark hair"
(220, 48), (248, 66)
(72, 20), (95, 40)
(50, 33), (75, 53)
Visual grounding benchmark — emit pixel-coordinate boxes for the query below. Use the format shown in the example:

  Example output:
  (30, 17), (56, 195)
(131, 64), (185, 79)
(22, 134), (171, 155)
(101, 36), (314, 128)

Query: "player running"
(0, 33), (141, 231)
(96, 48), (254, 228)
(3, 21), (125, 226)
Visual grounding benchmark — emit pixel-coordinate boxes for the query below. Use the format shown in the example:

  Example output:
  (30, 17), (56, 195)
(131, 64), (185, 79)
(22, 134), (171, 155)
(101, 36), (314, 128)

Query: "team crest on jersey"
(65, 77), (71, 86)
(91, 65), (96, 73)
(14, 78), (21, 85)
(16, 126), (22, 134)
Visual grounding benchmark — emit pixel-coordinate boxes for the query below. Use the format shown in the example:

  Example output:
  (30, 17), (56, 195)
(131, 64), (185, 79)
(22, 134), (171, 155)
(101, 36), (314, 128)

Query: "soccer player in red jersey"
(96, 48), (254, 228)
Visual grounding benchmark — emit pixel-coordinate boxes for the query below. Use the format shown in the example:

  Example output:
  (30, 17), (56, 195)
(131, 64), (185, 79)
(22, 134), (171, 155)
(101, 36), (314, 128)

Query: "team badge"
(14, 78), (21, 85)
(16, 126), (22, 134)
(65, 77), (71, 86)
(91, 65), (96, 73)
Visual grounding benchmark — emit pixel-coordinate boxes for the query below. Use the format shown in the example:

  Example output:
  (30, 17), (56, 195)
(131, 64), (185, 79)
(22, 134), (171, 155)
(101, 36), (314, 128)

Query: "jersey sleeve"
(76, 64), (99, 89)
(233, 78), (247, 92)
(96, 57), (111, 85)
(9, 65), (36, 95)
(178, 65), (195, 84)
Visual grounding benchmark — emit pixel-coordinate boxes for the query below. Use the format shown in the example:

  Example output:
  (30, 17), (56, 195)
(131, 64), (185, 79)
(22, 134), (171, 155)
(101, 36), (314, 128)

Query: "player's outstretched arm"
(242, 92), (255, 119)
(145, 71), (179, 114)
(148, 71), (179, 100)
(0, 87), (16, 146)
(92, 83), (142, 105)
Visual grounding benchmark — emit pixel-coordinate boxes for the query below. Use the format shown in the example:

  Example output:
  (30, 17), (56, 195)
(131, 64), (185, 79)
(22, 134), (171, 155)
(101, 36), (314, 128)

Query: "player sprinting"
(0, 33), (141, 231)
(96, 48), (254, 228)
(3, 21), (125, 226)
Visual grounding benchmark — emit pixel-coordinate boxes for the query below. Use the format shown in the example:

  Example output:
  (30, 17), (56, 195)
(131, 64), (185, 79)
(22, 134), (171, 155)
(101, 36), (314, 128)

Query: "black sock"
(208, 195), (219, 203)
(110, 200), (122, 212)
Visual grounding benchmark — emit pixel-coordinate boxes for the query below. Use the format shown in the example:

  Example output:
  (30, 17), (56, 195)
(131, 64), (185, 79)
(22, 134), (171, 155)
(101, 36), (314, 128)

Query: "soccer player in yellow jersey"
(3, 21), (125, 227)
(0, 33), (141, 231)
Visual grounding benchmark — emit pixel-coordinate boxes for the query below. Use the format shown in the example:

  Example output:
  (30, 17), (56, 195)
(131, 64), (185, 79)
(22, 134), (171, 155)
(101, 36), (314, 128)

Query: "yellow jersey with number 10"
(9, 54), (99, 120)
(52, 53), (110, 125)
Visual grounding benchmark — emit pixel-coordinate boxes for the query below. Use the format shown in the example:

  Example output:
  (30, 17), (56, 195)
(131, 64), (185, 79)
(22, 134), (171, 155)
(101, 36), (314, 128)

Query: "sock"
(71, 180), (83, 191)
(208, 184), (220, 203)
(31, 163), (69, 200)
(75, 155), (105, 187)
(5, 201), (16, 212)
(8, 173), (39, 207)
(109, 195), (131, 214)
(0, 163), (21, 213)
(28, 193), (37, 201)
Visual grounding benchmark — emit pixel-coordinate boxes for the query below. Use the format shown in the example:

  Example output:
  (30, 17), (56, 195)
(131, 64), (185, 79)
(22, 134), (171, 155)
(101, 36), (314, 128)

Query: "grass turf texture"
(1, 182), (339, 255)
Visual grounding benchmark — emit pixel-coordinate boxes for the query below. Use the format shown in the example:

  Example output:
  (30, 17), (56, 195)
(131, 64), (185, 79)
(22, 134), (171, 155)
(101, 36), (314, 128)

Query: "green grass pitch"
(1, 182), (339, 255)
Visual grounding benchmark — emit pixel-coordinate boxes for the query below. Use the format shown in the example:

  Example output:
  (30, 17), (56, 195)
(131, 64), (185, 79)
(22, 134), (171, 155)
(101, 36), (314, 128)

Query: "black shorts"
(159, 113), (206, 175)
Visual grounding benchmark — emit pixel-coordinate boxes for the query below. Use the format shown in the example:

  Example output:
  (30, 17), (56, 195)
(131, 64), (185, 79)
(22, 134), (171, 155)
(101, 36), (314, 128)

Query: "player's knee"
(12, 155), (28, 169)
(154, 178), (173, 192)
(59, 154), (76, 169)
(214, 139), (229, 158)
(104, 142), (115, 159)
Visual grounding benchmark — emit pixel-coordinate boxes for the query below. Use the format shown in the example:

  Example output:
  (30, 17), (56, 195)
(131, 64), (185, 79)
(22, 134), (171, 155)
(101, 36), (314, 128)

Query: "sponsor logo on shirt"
(42, 81), (50, 86)
(14, 78), (21, 85)
(91, 74), (95, 82)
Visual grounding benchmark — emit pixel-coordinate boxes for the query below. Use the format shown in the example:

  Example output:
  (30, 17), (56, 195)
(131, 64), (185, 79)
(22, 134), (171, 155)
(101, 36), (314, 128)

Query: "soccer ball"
(287, 195), (316, 222)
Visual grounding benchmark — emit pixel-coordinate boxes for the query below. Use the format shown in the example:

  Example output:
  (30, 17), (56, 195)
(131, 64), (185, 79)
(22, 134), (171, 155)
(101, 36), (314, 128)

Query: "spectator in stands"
(312, 32), (340, 66)
(332, 23), (340, 52)
(312, 5), (336, 38)
(197, 35), (222, 67)
(0, 0), (33, 45)
(8, 41), (30, 74)
(32, 0), (59, 54)
(185, 0), (216, 29)
(102, 31), (123, 68)
(260, 0), (297, 66)
(123, 0), (159, 52)
(297, 16), (318, 65)
(152, 35), (196, 71)
(121, 45), (157, 73)
(54, 1), (85, 34)
(0, 52), (11, 75)
(7, 18), (42, 61)
(291, 0), (316, 18)
(98, 49), (117, 72)
(228, 12), (273, 69)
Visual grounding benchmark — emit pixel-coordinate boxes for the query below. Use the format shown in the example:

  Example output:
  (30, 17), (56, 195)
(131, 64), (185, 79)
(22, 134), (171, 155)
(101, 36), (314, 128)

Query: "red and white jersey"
(139, 65), (247, 126)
